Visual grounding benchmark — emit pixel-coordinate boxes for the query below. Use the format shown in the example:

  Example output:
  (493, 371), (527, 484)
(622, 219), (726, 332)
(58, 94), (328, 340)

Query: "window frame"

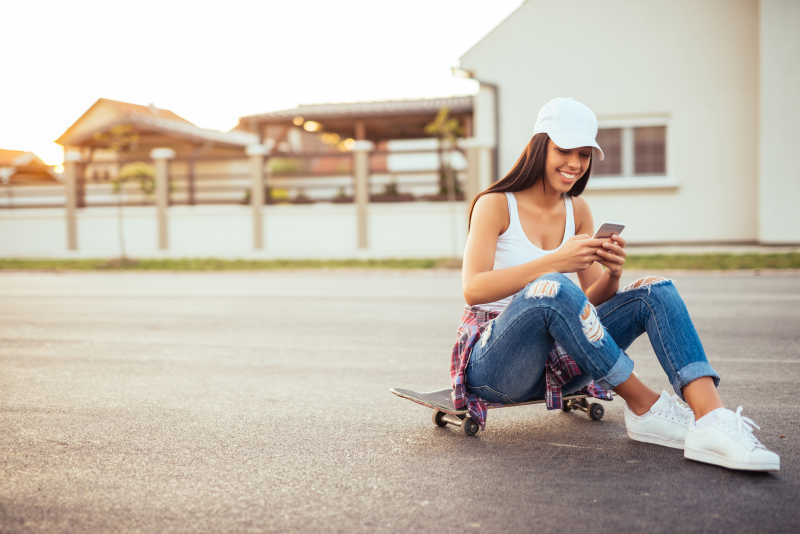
(588, 116), (677, 191)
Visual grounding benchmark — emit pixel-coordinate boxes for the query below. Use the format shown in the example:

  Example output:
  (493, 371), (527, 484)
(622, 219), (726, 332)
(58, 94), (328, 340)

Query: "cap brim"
(549, 131), (605, 161)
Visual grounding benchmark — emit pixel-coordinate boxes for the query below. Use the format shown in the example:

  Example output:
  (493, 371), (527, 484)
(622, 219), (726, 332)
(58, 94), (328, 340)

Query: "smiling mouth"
(559, 171), (577, 180)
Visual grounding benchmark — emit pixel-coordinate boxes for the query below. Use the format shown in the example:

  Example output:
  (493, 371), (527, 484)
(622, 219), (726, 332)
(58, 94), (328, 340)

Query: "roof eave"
(61, 114), (257, 149)
(55, 97), (106, 145)
(240, 95), (474, 123)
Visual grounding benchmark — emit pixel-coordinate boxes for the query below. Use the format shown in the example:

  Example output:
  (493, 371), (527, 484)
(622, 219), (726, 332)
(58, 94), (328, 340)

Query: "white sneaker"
(624, 390), (694, 449)
(684, 406), (780, 471)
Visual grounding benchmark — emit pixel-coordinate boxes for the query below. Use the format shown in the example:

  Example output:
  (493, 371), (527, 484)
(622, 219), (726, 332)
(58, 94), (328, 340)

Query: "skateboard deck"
(390, 387), (607, 436)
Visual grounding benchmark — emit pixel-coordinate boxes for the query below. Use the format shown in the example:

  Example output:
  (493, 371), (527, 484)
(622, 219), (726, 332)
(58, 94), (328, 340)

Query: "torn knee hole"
(525, 279), (560, 299)
(580, 301), (604, 343)
(621, 276), (670, 293)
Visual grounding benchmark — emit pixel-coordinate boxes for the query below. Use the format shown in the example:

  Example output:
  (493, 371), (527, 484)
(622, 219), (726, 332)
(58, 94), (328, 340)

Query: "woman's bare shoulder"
(570, 194), (590, 212)
(476, 191), (508, 209)
(472, 192), (510, 235)
(570, 195), (594, 233)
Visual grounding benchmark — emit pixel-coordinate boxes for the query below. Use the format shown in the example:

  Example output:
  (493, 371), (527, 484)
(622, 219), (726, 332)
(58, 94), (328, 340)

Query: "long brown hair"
(466, 133), (593, 230)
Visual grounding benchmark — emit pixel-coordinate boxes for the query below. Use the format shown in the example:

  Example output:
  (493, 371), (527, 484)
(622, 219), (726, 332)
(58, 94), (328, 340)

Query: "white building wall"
(0, 203), (469, 259)
(759, 0), (800, 244)
(460, 0), (761, 243)
(472, 86), (497, 191)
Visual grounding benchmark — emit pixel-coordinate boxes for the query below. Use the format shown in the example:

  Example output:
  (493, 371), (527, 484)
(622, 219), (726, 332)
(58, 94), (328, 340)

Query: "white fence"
(0, 173), (451, 208)
(0, 202), (469, 259)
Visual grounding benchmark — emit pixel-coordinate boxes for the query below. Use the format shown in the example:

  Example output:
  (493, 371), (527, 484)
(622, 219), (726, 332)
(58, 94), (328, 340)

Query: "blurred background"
(1, 0), (797, 260)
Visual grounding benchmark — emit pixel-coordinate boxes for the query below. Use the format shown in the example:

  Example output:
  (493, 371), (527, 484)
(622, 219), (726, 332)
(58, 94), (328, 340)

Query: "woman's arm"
(463, 194), (561, 305)
(583, 266), (620, 305)
(462, 194), (601, 306)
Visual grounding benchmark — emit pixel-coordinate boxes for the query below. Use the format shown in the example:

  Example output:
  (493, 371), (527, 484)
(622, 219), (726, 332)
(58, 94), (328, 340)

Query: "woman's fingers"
(580, 239), (604, 251)
(611, 234), (626, 248)
(598, 237), (626, 275)
(597, 248), (625, 264)
(602, 240), (627, 258)
(597, 255), (624, 276)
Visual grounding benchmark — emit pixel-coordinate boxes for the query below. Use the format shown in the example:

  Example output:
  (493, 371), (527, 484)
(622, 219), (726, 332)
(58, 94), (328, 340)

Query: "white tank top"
(477, 192), (575, 313)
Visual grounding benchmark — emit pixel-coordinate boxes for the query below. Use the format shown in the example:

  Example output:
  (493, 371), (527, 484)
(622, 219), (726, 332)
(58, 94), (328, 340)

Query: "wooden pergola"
(236, 95), (474, 144)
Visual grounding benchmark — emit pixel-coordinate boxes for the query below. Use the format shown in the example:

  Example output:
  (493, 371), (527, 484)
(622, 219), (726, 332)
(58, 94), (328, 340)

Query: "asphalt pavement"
(1, 270), (799, 533)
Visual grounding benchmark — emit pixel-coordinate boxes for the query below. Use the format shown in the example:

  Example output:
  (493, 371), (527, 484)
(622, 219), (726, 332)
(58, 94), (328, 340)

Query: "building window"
(592, 123), (667, 178)
(593, 128), (622, 176)
(634, 126), (666, 175)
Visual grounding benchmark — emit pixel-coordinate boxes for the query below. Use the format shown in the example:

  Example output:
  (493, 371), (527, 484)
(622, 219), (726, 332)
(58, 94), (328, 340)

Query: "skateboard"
(390, 387), (606, 436)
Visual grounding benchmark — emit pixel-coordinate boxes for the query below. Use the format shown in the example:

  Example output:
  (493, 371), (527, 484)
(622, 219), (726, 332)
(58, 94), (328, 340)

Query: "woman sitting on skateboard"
(453, 97), (779, 471)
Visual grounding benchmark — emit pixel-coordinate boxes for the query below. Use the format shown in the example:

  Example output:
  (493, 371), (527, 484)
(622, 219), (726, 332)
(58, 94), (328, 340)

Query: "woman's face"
(544, 139), (592, 193)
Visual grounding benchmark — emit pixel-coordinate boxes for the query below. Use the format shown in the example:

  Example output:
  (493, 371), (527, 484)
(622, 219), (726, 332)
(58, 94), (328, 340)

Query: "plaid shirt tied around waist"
(450, 305), (612, 429)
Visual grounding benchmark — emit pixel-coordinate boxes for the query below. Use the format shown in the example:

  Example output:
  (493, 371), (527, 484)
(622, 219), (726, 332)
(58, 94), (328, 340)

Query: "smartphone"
(594, 222), (625, 239)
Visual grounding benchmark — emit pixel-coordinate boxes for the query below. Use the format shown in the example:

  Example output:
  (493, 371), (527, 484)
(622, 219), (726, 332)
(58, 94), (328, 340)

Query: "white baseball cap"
(533, 97), (605, 161)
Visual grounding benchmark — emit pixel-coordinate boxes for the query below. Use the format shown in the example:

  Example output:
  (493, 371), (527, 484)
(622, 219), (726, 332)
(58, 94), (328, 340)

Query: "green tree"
(92, 125), (152, 264)
(424, 107), (463, 199)
(111, 162), (155, 262)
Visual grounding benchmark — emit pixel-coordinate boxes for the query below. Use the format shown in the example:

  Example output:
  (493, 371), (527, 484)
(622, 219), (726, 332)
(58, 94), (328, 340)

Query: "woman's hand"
(596, 234), (626, 279)
(552, 234), (603, 273)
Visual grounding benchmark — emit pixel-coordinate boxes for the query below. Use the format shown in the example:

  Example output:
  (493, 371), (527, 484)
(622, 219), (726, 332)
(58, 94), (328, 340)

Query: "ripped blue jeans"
(466, 272), (720, 403)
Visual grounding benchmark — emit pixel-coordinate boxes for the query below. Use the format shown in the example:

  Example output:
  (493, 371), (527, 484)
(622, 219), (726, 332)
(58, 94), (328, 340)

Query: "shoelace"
(730, 406), (766, 451)
(650, 394), (693, 424)
(669, 394), (694, 424)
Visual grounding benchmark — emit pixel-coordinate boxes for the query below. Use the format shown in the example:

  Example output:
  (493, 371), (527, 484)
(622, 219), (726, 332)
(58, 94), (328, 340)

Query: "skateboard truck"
(432, 410), (480, 436)
(562, 396), (605, 421)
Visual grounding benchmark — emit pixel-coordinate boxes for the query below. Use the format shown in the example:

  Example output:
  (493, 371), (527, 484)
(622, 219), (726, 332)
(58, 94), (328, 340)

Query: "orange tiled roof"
(56, 97), (195, 145)
(96, 98), (194, 125)
(0, 149), (56, 183)
(0, 149), (45, 167)
(56, 97), (257, 148)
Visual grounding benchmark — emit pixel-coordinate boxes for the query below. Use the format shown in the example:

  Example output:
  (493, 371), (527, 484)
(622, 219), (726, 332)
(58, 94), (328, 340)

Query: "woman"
(452, 97), (779, 471)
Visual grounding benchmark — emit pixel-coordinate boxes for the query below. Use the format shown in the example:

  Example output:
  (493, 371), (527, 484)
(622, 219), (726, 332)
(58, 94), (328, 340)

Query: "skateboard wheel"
(589, 403), (604, 421)
(562, 400), (571, 412)
(463, 417), (479, 436)
(432, 411), (448, 427)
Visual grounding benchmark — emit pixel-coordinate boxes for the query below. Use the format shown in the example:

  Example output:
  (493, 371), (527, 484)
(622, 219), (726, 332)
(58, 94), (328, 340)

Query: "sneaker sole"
(684, 447), (780, 471)
(627, 430), (684, 450)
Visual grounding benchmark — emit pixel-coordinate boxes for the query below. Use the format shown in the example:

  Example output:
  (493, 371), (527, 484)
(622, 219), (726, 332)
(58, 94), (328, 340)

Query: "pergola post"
(247, 142), (273, 250)
(351, 140), (374, 249)
(459, 138), (495, 225)
(150, 148), (175, 250)
(63, 150), (82, 251)
(187, 157), (196, 206)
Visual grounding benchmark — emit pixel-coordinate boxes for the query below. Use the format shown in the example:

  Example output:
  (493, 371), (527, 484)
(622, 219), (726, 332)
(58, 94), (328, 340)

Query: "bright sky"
(1, 0), (524, 166)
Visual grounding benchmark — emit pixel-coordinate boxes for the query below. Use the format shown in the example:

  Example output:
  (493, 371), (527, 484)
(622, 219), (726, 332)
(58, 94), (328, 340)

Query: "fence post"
(150, 148), (174, 250)
(247, 142), (273, 250)
(351, 140), (374, 250)
(458, 138), (495, 226)
(63, 151), (81, 251)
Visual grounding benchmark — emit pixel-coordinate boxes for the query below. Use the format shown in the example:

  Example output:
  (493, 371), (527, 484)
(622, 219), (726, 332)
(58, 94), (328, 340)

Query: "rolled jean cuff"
(671, 361), (720, 400)
(594, 352), (634, 390)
